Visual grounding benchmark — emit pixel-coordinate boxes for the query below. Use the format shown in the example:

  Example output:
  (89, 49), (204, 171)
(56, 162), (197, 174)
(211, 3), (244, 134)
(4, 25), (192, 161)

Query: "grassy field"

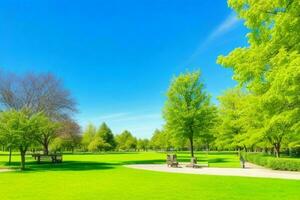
(0, 151), (299, 200)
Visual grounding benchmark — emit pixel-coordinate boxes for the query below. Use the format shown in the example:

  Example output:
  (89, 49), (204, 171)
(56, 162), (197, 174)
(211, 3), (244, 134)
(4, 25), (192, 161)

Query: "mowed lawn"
(0, 152), (299, 200)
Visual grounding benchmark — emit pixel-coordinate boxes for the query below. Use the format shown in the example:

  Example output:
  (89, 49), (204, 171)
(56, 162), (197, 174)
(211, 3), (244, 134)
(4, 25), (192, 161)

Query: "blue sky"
(0, 0), (248, 138)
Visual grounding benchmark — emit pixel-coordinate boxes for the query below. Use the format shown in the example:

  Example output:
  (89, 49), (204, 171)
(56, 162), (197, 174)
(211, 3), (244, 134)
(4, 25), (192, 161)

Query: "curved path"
(126, 163), (300, 180)
(0, 169), (13, 173)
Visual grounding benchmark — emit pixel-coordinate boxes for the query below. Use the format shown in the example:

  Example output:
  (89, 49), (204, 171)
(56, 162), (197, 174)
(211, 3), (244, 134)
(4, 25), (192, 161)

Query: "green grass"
(0, 151), (299, 200)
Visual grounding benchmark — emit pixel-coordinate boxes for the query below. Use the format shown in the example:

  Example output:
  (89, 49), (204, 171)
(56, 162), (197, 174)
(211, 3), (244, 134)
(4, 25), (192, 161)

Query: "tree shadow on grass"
(208, 158), (231, 163)
(121, 159), (165, 165)
(3, 161), (115, 172)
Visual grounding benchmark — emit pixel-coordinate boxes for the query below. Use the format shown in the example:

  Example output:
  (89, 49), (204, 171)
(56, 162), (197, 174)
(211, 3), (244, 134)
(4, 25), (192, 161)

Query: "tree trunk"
(8, 147), (12, 165)
(274, 143), (281, 158)
(20, 149), (26, 170)
(189, 137), (194, 158)
(43, 143), (49, 155)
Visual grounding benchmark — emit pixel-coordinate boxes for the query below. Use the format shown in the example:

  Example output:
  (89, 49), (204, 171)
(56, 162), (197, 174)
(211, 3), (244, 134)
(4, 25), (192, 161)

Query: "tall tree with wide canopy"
(163, 71), (216, 158)
(0, 71), (77, 154)
(217, 0), (300, 157)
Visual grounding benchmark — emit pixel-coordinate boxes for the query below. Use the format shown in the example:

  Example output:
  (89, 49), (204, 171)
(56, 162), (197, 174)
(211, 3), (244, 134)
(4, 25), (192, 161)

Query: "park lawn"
(0, 152), (299, 200)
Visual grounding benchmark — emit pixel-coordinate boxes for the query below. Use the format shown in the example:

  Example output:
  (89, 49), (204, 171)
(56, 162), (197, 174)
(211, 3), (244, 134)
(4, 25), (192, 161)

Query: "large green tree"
(0, 109), (43, 170)
(163, 71), (216, 158)
(218, 0), (300, 157)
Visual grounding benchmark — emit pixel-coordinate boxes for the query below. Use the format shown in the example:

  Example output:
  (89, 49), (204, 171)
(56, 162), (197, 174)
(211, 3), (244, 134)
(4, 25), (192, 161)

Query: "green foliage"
(0, 109), (45, 169)
(81, 123), (96, 150)
(96, 123), (115, 150)
(137, 138), (150, 151)
(115, 130), (137, 151)
(150, 129), (172, 150)
(217, 0), (300, 156)
(245, 153), (300, 171)
(163, 71), (216, 157)
(35, 114), (61, 154)
(57, 119), (81, 152)
(87, 136), (110, 152)
(50, 137), (64, 153)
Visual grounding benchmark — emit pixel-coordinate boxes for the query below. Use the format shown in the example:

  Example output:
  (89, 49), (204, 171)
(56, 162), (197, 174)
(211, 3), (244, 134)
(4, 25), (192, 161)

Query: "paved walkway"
(126, 163), (300, 180)
(0, 168), (13, 173)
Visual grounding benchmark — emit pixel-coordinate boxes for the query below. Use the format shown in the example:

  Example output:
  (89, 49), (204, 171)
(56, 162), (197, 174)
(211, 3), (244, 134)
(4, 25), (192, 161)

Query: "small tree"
(96, 123), (115, 151)
(115, 130), (137, 151)
(163, 71), (216, 158)
(88, 136), (107, 152)
(57, 119), (81, 153)
(150, 129), (172, 151)
(137, 138), (150, 151)
(81, 123), (96, 151)
(0, 109), (42, 170)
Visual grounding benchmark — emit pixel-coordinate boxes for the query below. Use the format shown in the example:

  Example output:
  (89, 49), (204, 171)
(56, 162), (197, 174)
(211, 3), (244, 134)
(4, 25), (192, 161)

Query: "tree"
(137, 138), (150, 151)
(0, 109), (43, 170)
(81, 123), (96, 151)
(50, 137), (64, 153)
(87, 136), (107, 152)
(57, 118), (81, 153)
(163, 71), (216, 158)
(215, 89), (248, 150)
(217, 0), (300, 157)
(115, 130), (137, 151)
(36, 115), (60, 155)
(96, 123), (115, 150)
(0, 71), (77, 120)
(150, 129), (172, 151)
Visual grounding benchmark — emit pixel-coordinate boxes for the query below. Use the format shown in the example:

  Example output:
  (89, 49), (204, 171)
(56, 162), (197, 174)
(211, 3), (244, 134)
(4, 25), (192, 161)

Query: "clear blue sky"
(0, 0), (248, 138)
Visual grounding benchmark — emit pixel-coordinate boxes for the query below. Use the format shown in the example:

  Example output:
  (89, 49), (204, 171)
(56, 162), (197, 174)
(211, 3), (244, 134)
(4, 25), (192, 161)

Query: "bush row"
(245, 153), (300, 171)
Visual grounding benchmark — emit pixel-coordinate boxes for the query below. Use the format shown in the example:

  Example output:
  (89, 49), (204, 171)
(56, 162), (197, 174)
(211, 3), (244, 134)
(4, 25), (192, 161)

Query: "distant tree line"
(80, 123), (150, 152)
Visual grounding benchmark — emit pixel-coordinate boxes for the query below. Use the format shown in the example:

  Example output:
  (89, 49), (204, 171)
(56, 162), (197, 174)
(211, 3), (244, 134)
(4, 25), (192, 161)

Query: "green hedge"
(245, 153), (300, 171)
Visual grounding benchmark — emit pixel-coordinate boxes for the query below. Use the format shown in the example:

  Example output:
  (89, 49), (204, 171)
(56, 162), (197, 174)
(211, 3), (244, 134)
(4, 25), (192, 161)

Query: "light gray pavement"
(126, 163), (300, 180)
(0, 169), (13, 173)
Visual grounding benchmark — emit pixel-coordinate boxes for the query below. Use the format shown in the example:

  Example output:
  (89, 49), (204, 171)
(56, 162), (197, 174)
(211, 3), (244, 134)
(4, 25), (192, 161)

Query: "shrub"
(245, 153), (300, 171)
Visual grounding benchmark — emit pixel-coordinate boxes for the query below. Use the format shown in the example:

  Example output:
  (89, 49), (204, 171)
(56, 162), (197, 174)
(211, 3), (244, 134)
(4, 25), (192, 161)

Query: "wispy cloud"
(208, 12), (240, 42)
(184, 12), (240, 66)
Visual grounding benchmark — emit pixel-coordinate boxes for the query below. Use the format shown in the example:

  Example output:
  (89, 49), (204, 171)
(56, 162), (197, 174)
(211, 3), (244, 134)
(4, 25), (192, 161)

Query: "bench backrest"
(167, 154), (177, 163)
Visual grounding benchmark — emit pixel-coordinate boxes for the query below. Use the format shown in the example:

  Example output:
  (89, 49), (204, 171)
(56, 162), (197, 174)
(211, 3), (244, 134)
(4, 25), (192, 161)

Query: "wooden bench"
(166, 154), (179, 167)
(32, 154), (63, 163)
(186, 157), (209, 168)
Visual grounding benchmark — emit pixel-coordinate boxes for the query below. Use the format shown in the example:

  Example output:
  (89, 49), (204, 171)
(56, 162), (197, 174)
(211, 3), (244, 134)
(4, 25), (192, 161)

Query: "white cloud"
(184, 12), (241, 66)
(208, 12), (240, 41)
